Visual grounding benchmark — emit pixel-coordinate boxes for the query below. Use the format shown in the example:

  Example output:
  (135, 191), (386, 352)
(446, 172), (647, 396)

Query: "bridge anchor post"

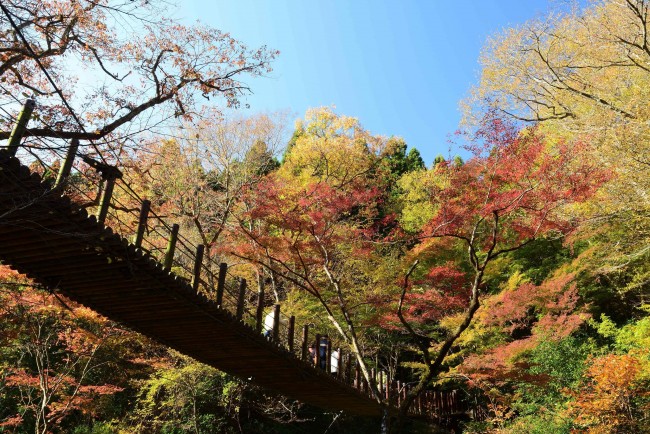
(396, 380), (402, 408)
(216, 263), (227, 305)
(191, 244), (204, 291)
(133, 199), (151, 248)
(345, 352), (352, 383)
(163, 224), (180, 271)
(271, 304), (280, 341)
(6, 99), (35, 156)
(315, 334), (321, 368)
(97, 177), (116, 226)
(94, 163), (123, 226)
(301, 325), (309, 361)
(355, 362), (361, 389)
(236, 278), (247, 320)
(255, 279), (265, 333)
(326, 339), (332, 373)
(287, 315), (295, 353)
(54, 138), (79, 188)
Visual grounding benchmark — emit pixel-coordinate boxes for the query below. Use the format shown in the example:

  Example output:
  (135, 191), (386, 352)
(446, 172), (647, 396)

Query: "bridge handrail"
(1, 100), (462, 419)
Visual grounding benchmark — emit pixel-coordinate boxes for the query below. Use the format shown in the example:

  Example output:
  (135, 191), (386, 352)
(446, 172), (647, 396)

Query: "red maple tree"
(392, 112), (609, 424)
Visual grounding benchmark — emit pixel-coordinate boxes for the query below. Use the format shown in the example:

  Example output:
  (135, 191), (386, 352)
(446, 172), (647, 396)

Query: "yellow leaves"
(468, 0), (650, 129)
(465, 0), (650, 300)
(502, 271), (528, 292)
(438, 311), (495, 355)
(279, 107), (381, 187)
(397, 168), (442, 233)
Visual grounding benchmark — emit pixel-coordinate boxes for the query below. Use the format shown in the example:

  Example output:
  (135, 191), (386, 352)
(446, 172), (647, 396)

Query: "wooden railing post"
(54, 138), (79, 187)
(287, 315), (295, 353)
(271, 304), (280, 341)
(191, 244), (204, 291)
(355, 362), (361, 389)
(386, 372), (391, 401)
(432, 391), (437, 412)
(133, 199), (151, 248)
(236, 278), (246, 320)
(96, 176), (117, 226)
(216, 262), (227, 305)
(301, 325), (309, 361)
(345, 352), (352, 383)
(255, 280), (265, 333)
(315, 334), (321, 369)
(397, 381), (402, 407)
(403, 385), (408, 407)
(163, 223), (179, 271)
(326, 339), (332, 373)
(6, 99), (35, 156)
(452, 391), (456, 414)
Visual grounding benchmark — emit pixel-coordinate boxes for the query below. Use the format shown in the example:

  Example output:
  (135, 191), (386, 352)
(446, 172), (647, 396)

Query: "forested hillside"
(1, 1), (649, 433)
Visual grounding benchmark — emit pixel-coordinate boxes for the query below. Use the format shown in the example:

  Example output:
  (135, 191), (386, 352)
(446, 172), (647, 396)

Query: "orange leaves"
(568, 354), (647, 433)
(0, 284), (141, 430)
(235, 173), (383, 272)
(484, 272), (587, 338)
(462, 339), (541, 386)
(460, 271), (592, 394)
(0, 414), (23, 428)
(5, 369), (42, 388)
(0, 264), (20, 281)
(1, 0), (278, 147)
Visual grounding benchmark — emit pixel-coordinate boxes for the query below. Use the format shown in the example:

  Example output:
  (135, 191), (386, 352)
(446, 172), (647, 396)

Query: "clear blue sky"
(176, 1), (554, 165)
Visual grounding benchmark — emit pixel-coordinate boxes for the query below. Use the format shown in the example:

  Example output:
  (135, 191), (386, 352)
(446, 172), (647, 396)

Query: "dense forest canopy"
(1, 1), (649, 433)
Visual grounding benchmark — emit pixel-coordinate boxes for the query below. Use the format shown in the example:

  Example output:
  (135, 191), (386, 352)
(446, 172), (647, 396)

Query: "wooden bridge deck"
(0, 151), (385, 416)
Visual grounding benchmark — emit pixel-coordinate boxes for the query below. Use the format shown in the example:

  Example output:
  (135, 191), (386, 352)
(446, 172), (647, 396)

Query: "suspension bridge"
(0, 102), (464, 421)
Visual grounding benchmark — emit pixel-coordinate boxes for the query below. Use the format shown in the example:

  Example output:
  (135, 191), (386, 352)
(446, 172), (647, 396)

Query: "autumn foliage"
(0, 267), (131, 432)
(2, 0), (650, 432)
(422, 113), (608, 246)
(402, 263), (470, 325)
(568, 354), (648, 434)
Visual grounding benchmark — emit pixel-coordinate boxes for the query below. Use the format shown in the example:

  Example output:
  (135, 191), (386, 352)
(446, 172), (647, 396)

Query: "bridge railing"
(1, 99), (462, 419)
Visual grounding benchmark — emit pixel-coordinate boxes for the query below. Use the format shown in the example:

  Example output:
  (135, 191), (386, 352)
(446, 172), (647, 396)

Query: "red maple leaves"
(423, 113), (609, 251)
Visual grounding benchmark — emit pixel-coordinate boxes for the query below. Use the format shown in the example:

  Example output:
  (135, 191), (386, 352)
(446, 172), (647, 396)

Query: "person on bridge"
(308, 344), (317, 365)
(263, 310), (274, 338)
(330, 348), (340, 375)
(318, 336), (328, 370)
